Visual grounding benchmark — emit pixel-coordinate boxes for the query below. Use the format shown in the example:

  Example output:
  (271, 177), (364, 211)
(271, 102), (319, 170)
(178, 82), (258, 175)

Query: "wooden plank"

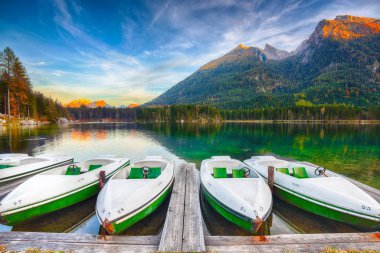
(206, 243), (380, 253)
(0, 232), (159, 253)
(205, 232), (380, 246)
(206, 233), (380, 253)
(158, 163), (187, 252)
(182, 163), (206, 252)
(3, 241), (157, 253)
(0, 232), (160, 245)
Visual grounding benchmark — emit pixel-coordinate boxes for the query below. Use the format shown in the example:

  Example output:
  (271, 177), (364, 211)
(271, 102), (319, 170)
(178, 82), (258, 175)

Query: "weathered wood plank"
(3, 241), (158, 253)
(205, 232), (380, 245)
(182, 164), (205, 252)
(0, 232), (159, 253)
(0, 232), (160, 245)
(207, 242), (380, 253)
(158, 163), (187, 252)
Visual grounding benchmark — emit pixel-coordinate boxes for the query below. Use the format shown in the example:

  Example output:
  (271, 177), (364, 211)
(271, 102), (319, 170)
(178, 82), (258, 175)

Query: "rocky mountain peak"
(264, 44), (291, 60)
(308, 15), (380, 46)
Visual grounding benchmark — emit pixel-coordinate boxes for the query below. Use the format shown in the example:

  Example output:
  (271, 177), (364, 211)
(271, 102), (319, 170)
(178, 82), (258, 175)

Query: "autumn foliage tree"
(0, 47), (69, 121)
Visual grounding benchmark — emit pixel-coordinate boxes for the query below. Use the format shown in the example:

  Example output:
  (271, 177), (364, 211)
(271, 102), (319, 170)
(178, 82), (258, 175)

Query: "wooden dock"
(0, 162), (379, 252)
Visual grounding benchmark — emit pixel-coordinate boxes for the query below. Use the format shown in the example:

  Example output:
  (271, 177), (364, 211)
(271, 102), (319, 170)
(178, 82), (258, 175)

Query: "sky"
(0, 0), (379, 106)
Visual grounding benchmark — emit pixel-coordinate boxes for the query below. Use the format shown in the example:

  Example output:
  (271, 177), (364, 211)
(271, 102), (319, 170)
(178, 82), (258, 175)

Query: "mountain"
(88, 100), (111, 108)
(66, 98), (92, 108)
(146, 15), (380, 108)
(66, 99), (111, 108)
(128, 103), (140, 108)
(264, 44), (292, 60)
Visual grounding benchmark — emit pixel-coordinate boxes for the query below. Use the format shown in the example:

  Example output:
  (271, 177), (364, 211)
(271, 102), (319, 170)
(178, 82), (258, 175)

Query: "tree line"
(68, 104), (380, 122)
(0, 47), (69, 121)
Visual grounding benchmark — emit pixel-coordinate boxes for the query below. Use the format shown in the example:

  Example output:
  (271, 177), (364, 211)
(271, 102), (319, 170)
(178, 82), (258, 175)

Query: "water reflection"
(0, 122), (378, 235)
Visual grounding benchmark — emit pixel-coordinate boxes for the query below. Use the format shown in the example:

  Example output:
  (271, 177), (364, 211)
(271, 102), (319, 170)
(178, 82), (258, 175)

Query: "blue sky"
(1, 0), (379, 106)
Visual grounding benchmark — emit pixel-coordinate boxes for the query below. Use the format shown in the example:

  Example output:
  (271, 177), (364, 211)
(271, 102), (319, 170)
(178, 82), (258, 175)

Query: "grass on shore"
(321, 247), (380, 253)
(0, 245), (69, 253)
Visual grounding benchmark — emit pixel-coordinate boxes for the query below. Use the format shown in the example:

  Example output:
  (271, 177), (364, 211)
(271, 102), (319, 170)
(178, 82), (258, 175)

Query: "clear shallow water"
(0, 123), (379, 235)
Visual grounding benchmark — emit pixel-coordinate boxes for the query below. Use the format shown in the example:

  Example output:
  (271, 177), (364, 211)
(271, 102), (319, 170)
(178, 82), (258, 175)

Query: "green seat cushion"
(128, 167), (144, 179)
(0, 165), (14, 169)
(276, 167), (290, 175)
(213, 167), (227, 178)
(147, 167), (161, 179)
(232, 169), (244, 178)
(65, 166), (81, 175)
(89, 164), (102, 171)
(128, 167), (162, 179)
(292, 167), (308, 179)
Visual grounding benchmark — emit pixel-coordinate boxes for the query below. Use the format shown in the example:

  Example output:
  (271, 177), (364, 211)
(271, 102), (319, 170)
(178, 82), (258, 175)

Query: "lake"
(0, 122), (379, 235)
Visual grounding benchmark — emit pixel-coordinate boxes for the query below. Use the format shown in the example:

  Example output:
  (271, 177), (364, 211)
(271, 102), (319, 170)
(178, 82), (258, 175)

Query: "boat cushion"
(0, 165), (14, 169)
(293, 167), (308, 179)
(213, 167), (227, 178)
(232, 169), (244, 178)
(65, 166), (81, 175)
(276, 167), (290, 175)
(148, 167), (161, 179)
(128, 167), (144, 179)
(89, 164), (102, 171)
(128, 167), (161, 179)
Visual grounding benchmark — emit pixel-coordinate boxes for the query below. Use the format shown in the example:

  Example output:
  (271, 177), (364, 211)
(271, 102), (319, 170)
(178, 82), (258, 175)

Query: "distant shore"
(67, 119), (380, 125)
(222, 119), (380, 124)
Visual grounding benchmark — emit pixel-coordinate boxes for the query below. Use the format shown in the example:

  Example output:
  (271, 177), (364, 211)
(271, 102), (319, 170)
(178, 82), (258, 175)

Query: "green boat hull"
(2, 162), (128, 225)
(274, 185), (380, 229)
(3, 182), (100, 225)
(201, 184), (269, 233)
(105, 183), (173, 235)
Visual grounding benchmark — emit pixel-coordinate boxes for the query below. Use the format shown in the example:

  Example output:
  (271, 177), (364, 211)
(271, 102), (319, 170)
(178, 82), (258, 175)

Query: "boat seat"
(0, 165), (14, 169)
(276, 167), (290, 175)
(89, 164), (102, 171)
(128, 167), (161, 179)
(65, 166), (81, 175)
(148, 167), (161, 179)
(213, 167), (227, 178)
(232, 169), (244, 178)
(292, 167), (308, 179)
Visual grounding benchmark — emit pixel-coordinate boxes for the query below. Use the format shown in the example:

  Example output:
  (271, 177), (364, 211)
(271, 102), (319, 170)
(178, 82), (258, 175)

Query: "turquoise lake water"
(0, 123), (378, 235)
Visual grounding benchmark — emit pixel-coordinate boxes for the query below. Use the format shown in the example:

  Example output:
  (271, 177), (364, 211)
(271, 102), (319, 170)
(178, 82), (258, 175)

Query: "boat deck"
(0, 163), (379, 252)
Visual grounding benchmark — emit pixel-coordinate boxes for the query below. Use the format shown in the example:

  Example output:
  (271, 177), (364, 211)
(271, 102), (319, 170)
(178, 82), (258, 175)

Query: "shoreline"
(222, 119), (380, 124)
(2, 119), (380, 126)
(71, 119), (380, 124)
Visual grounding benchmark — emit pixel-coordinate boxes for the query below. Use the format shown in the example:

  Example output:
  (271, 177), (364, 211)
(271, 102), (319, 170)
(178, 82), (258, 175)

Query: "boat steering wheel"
(140, 166), (152, 179)
(68, 164), (80, 174)
(314, 167), (326, 176)
(239, 167), (251, 178)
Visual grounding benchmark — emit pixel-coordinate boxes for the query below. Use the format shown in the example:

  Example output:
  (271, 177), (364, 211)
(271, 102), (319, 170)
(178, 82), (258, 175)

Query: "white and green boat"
(0, 156), (130, 225)
(0, 153), (73, 186)
(244, 156), (380, 230)
(96, 156), (174, 234)
(200, 156), (273, 233)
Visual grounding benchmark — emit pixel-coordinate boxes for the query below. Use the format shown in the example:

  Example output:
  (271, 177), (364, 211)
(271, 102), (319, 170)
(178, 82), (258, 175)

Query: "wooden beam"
(0, 232), (159, 253)
(158, 163), (187, 252)
(205, 233), (380, 252)
(182, 163), (206, 252)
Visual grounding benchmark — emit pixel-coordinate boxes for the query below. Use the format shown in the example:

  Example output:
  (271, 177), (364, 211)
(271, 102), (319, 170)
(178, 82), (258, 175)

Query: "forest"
(68, 104), (380, 122)
(0, 47), (69, 122)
